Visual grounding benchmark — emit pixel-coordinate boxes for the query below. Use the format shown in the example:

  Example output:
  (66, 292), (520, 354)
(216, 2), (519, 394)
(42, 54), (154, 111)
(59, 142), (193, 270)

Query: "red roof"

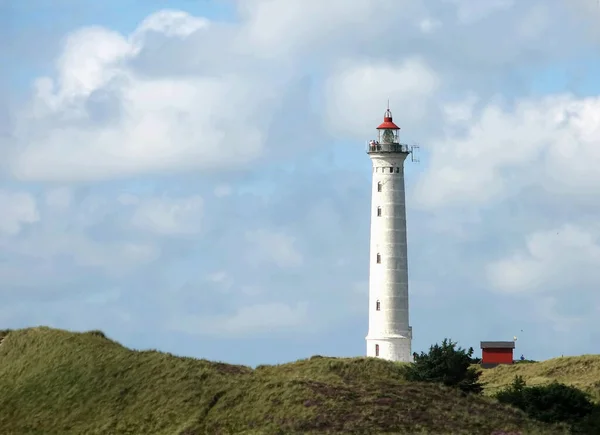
(376, 108), (400, 130)
(377, 117), (400, 130)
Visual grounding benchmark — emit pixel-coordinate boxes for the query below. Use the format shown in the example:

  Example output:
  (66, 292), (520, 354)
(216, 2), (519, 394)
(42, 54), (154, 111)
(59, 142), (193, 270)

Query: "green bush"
(0, 329), (11, 340)
(86, 330), (107, 339)
(404, 338), (483, 394)
(494, 375), (600, 433)
(571, 406), (600, 434)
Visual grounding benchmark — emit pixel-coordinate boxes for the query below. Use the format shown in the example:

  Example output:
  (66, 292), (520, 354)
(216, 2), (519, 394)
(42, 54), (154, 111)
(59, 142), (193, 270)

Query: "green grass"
(0, 327), (567, 434)
(480, 355), (600, 402)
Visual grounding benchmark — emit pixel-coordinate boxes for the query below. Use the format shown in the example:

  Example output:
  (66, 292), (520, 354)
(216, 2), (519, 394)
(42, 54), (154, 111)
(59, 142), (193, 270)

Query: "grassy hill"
(0, 327), (567, 435)
(480, 355), (600, 403)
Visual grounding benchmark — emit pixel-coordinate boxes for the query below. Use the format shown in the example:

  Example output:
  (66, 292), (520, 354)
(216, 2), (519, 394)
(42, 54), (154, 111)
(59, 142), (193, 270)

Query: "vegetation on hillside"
(0, 327), (565, 434)
(409, 339), (600, 432)
(480, 355), (600, 403)
(405, 338), (483, 394)
(0, 328), (10, 342)
(494, 375), (600, 434)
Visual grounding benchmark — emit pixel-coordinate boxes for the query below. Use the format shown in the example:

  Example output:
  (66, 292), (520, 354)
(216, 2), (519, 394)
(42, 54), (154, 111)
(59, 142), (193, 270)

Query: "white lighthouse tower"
(365, 104), (414, 362)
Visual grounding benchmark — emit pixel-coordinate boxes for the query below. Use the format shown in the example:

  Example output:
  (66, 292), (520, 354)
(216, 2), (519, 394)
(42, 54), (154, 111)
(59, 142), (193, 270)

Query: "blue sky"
(2, 0), (600, 367)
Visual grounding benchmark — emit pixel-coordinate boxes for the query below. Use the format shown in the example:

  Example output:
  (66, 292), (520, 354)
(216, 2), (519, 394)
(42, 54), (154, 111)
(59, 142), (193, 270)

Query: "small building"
(480, 341), (515, 368)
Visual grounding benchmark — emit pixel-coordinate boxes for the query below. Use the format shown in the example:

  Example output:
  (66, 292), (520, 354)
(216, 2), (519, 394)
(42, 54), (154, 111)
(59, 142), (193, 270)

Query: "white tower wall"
(365, 150), (412, 362)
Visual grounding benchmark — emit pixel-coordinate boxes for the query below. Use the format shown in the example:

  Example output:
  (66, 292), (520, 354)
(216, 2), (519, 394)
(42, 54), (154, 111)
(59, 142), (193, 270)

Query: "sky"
(1, 0), (600, 366)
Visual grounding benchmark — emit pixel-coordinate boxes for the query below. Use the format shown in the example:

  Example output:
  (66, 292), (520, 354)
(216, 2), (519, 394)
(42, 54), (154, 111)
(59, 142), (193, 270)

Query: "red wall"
(482, 348), (513, 364)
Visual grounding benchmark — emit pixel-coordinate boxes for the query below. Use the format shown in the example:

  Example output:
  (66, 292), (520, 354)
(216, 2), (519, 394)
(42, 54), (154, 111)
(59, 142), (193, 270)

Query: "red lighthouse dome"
(376, 107), (400, 130)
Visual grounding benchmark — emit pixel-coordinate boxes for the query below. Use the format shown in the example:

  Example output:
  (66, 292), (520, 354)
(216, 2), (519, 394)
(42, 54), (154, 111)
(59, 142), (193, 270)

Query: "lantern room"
(376, 107), (401, 144)
(367, 104), (411, 155)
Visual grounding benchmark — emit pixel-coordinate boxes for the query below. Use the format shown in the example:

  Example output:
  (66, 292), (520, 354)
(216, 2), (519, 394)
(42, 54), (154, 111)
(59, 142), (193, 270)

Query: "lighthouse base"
(366, 336), (412, 362)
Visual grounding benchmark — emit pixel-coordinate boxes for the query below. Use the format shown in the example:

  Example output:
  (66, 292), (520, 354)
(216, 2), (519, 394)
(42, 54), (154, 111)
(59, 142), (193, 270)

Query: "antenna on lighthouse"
(410, 142), (420, 163)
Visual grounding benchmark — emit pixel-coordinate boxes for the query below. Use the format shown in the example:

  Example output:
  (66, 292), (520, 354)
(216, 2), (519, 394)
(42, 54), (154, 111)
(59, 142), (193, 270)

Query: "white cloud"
(487, 224), (600, 294)
(324, 58), (440, 138)
(244, 229), (303, 269)
(53, 27), (134, 101)
(444, 0), (515, 24)
(565, 1), (600, 43)
(205, 271), (234, 292)
(1, 230), (160, 278)
(2, 0), (600, 362)
(129, 195), (204, 236)
(236, 0), (407, 57)
(419, 18), (442, 33)
(414, 94), (600, 209)
(0, 189), (170, 286)
(213, 185), (233, 197)
(6, 10), (279, 182)
(442, 93), (479, 125)
(171, 302), (310, 336)
(3, 0), (584, 184)
(0, 190), (39, 236)
(132, 9), (209, 40)
(531, 295), (586, 334)
(44, 187), (73, 210)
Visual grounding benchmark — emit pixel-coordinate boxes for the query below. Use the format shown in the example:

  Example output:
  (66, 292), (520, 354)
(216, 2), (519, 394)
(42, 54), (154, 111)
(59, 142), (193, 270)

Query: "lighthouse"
(365, 104), (413, 362)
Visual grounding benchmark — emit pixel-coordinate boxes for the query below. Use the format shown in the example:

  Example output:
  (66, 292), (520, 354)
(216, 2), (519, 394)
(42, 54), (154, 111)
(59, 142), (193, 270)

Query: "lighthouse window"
(376, 207), (382, 217)
(376, 253), (381, 263)
(375, 344), (379, 356)
(395, 167), (400, 173)
(389, 167), (394, 173)
(376, 300), (380, 311)
(377, 182), (382, 192)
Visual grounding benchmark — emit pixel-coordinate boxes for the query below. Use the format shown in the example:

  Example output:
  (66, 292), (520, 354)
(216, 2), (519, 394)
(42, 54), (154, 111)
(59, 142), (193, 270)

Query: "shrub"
(86, 330), (107, 339)
(495, 375), (599, 432)
(571, 406), (600, 434)
(404, 338), (483, 394)
(514, 359), (537, 364)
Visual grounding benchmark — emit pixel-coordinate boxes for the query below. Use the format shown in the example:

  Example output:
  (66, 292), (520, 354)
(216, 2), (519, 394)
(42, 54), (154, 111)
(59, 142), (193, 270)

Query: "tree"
(571, 406), (600, 434)
(495, 376), (598, 431)
(404, 338), (483, 394)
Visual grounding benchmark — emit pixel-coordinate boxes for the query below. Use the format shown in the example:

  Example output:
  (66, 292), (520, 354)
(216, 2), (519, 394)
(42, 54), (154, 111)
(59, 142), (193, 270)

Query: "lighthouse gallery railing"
(366, 142), (411, 154)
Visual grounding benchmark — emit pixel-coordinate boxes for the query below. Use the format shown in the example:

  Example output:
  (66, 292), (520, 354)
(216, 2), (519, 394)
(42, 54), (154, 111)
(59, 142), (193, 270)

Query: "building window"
(376, 206), (381, 217)
(395, 167), (400, 173)
(377, 181), (382, 192)
(389, 167), (393, 173)
(376, 253), (381, 263)
(375, 344), (379, 357)
(376, 300), (380, 311)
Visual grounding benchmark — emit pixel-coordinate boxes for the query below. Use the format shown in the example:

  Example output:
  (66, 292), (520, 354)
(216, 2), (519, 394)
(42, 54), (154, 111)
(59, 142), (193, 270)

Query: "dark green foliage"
(571, 406), (600, 434)
(405, 338), (484, 394)
(495, 376), (528, 411)
(0, 329), (11, 341)
(479, 355), (600, 403)
(86, 329), (108, 339)
(495, 375), (600, 433)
